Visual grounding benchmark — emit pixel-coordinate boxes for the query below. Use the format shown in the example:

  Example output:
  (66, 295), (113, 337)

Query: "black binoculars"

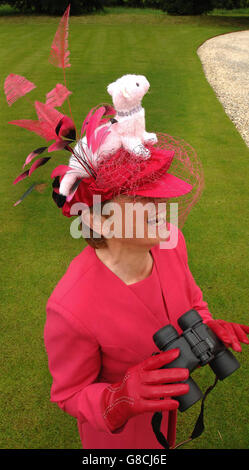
(153, 309), (240, 412)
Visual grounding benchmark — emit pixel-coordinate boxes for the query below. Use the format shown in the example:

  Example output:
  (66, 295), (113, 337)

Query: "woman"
(44, 129), (249, 450)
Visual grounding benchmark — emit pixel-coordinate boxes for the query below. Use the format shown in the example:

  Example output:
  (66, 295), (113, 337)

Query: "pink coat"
(44, 229), (212, 449)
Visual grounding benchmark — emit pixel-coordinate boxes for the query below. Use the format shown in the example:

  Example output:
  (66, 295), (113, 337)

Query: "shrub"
(212, 0), (249, 8)
(0, 0), (104, 14)
(162, 0), (214, 15)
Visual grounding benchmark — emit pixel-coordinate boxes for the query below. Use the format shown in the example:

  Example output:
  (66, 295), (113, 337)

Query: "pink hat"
(133, 173), (192, 199)
(51, 122), (203, 228)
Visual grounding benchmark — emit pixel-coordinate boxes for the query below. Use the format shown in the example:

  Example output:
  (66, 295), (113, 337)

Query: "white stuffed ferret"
(59, 74), (157, 197)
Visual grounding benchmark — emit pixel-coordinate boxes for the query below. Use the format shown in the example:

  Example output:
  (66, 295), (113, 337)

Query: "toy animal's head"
(107, 74), (150, 111)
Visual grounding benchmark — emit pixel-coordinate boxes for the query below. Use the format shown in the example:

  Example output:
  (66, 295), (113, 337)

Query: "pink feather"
(80, 104), (115, 141)
(35, 101), (64, 130)
(4, 74), (36, 106)
(29, 157), (50, 176)
(48, 138), (71, 152)
(104, 104), (116, 116)
(48, 5), (71, 69)
(23, 147), (47, 168)
(46, 83), (72, 107)
(86, 106), (105, 147)
(81, 107), (95, 137)
(10, 104), (69, 142)
(99, 104), (116, 125)
(66, 177), (83, 201)
(51, 165), (74, 179)
(13, 170), (29, 185)
(66, 189), (77, 202)
(90, 126), (111, 154)
(8, 119), (55, 141)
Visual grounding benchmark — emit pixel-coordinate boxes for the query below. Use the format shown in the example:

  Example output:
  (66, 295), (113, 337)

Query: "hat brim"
(129, 172), (193, 199)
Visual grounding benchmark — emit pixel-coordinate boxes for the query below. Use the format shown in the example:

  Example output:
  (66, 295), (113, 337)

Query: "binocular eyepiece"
(153, 310), (240, 412)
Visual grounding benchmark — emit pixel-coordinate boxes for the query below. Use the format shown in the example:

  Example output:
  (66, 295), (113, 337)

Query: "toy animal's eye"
(136, 83), (139, 87)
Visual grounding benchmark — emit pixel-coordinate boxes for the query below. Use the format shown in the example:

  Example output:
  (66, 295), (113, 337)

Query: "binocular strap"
(151, 375), (219, 449)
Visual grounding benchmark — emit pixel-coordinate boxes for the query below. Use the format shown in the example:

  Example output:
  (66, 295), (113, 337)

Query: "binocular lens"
(178, 377), (203, 412)
(209, 349), (240, 380)
(153, 325), (178, 350)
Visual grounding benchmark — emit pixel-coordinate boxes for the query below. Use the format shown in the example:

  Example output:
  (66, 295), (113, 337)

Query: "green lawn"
(1, 9), (249, 449)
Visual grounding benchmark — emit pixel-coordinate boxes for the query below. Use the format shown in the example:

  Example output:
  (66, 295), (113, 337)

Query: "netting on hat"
(95, 140), (173, 194)
(155, 133), (204, 228)
(92, 132), (204, 229)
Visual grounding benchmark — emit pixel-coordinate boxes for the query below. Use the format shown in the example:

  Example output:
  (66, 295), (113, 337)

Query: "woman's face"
(98, 194), (170, 248)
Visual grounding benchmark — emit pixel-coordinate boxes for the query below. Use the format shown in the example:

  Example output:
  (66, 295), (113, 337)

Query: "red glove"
(101, 348), (189, 432)
(206, 319), (249, 352)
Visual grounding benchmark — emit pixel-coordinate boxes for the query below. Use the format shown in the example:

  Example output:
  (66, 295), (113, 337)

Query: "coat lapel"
(152, 243), (190, 333)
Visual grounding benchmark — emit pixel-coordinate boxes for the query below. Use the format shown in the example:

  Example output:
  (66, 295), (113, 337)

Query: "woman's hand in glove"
(206, 319), (249, 352)
(101, 348), (189, 432)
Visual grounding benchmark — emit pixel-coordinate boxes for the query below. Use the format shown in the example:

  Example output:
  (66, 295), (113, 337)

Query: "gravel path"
(197, 30), (249, 147)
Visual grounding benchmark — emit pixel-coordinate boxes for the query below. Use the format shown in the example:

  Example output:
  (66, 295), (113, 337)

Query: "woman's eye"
(136, 83), (139, 87)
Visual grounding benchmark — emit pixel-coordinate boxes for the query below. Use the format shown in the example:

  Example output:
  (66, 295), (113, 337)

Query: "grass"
(0, 8), (249, 449)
